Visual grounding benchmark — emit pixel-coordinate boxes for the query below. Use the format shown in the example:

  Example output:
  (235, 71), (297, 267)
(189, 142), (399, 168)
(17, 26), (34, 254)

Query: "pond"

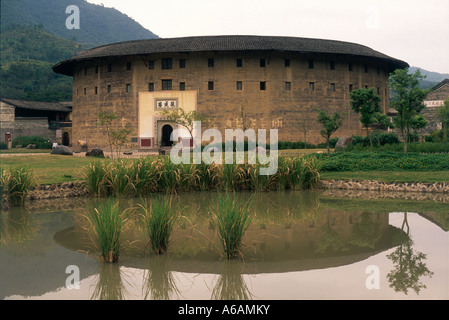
(0, 190), (448, 300)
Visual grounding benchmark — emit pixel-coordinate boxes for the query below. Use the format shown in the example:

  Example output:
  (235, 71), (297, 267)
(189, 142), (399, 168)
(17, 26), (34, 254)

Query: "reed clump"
(0, 167), (35, 206)
(84, 198), (129, 263)
(210, 192), (253, 259)
(139, 196), (178, 255)
(84, 156), (322, 198)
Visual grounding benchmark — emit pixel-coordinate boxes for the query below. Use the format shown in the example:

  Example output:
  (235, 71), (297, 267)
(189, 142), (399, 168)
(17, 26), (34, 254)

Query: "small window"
(285, 59), (290, 67)
(260, 81), (266, 90)
(308, 60), (314, 69)
(126, 62), (132, 71)
(162, 58), (173, 70)
(148, 83), (154, 92)
(179, 59), (186, 68)
(126, 84), (131, 93)
(108, 64), (112, 72)
(377, 87), (381, 95)
(162, 80), (172, 90)
(208, 81), (214, 90)
(348, 63), (353, 71)
(285, 82), (291, 91)
(330, 61), (335, 70)
(309, 82), (314, 91)
(95, 86), (98, 95)
(330, 83), (335, 92)
(84, 88), (87, 95)
(260, 58), (266, 67)
(236, 58), (243, 67)
(107, 85), (112, 93)
(180, 82), (186, 91)
(149, 60), (155, 70)
(208, 58), (214, 67)
(349, 84), (353, 92)
(236, 81), (243, 91)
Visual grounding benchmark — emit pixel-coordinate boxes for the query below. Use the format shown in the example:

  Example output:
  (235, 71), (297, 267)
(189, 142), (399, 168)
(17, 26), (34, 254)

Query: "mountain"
(1, 0), (158, 48)
(0, 0), (159, 102)
(0, 25), (83, 101)
(409, 67), (449, 89)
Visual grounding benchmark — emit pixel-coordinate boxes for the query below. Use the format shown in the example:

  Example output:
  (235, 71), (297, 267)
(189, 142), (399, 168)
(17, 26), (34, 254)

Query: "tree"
(410, 114), (428, 142)
(97, 111), (132, 159)
(316, 110), (344, 155)
(389, 68), (430, 153)
(159, 107), (209, 144)
(350, 87), (386, 147)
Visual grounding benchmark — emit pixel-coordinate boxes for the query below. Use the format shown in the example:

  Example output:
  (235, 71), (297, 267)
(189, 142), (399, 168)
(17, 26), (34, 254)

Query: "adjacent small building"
(422, 79), (449, 134)
(0, 98), (72, 147)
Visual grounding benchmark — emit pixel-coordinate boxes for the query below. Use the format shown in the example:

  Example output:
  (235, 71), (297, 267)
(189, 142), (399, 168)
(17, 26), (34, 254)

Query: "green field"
(1, 150), (448, 185)
(0, 155), (97, 184)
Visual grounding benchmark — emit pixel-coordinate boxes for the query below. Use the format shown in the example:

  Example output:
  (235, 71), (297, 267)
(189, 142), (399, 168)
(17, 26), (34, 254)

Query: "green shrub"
(12, 136), (51, 149)
(375, 142), (449, 153)
(351, 133), (400, 148)
(0, 142), (8, 150)
(317, 137), (339, 149)
(316, 151), (449, 172)
(427, 129), (448, 143)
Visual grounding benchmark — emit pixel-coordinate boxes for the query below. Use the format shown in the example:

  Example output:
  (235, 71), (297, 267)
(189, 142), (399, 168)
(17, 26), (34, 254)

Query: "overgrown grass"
(139, 196), (179, 255)
(210, 192), (253, 259)
(83, 156), (323, 198)
(84, 198), (129, 263)
(0, 167), (35, 206)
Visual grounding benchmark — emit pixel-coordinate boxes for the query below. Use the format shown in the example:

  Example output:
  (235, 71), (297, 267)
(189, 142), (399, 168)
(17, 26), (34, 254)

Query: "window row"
(80, 59), (385, 75)
(77, 81), (384, 95)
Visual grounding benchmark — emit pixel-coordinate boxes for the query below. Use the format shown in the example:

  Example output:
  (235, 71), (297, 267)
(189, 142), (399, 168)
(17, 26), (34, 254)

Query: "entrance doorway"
(62, 132), (70, 146)
(161, 124), (174, 146)
(5, 133), (11, 148)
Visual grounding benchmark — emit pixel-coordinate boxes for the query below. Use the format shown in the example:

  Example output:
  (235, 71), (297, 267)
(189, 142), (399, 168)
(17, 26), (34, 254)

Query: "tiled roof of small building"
(0, 98), (72, 112)
(53, 35), (408, 76)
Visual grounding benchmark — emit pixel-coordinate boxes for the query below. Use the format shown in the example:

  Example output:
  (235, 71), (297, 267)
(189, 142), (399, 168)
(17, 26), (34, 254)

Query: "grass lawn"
(0, 155), (104, 184)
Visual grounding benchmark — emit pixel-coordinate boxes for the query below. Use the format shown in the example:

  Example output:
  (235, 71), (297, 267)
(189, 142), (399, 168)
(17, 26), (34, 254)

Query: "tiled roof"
(53, 35), (408, 76)
(0, 98), (72, 112)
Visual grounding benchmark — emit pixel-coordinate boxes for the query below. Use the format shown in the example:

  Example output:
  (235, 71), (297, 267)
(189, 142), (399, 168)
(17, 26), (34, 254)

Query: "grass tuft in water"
(210, 192), (253, 259)
(84, 198), (129, 263)
(139, 195), (178, 255)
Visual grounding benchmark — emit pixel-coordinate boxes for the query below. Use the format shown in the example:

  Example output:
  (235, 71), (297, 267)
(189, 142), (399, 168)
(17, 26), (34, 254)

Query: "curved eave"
(52, 36), (409, 76)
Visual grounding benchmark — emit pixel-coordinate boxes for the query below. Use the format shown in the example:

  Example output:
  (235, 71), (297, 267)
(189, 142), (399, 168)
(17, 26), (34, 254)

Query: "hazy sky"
(86, 0), (449, 73)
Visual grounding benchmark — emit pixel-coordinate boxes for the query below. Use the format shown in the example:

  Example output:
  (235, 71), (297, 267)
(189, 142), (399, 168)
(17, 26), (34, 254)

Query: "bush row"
(314, 151), (449, 172)
(12, 136), (52, 149)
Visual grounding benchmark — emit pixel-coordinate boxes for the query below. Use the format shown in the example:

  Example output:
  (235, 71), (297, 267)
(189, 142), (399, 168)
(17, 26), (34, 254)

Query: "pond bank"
(2, 179), (448, 203)
(322, 179), (449, 194)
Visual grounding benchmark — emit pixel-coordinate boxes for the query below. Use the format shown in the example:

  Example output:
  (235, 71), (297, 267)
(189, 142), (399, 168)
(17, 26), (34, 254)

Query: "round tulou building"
(53, 35), (408, 149)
